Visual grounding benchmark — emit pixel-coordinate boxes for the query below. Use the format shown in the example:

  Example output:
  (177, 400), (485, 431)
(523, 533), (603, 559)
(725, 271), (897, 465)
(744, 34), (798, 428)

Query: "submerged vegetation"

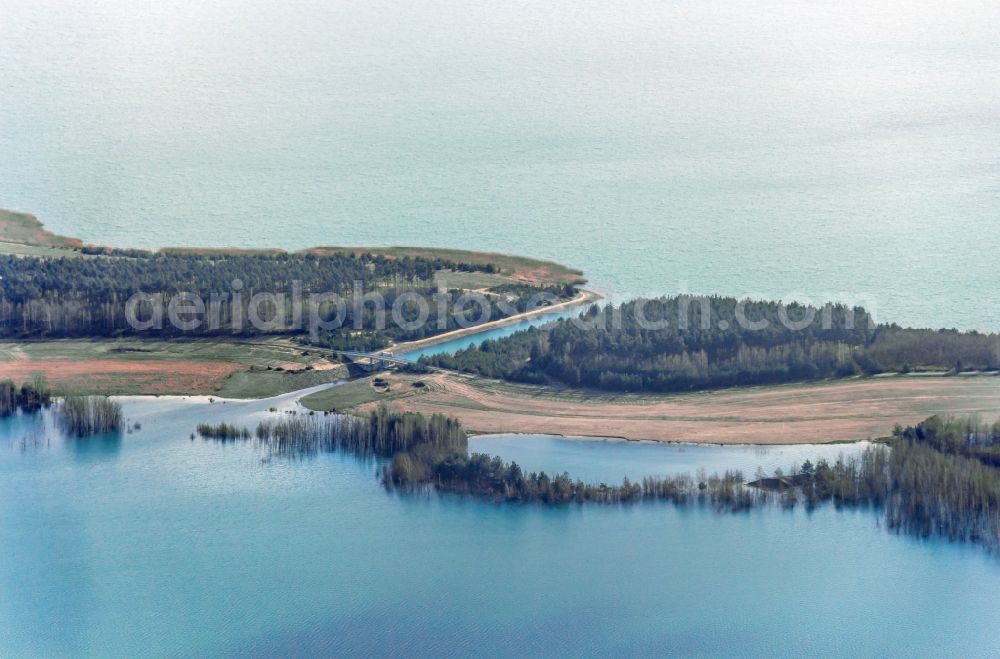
(881, 416), (1000, 546)
(0, 376), (52, 415)
(58, 395), (123, 436)
(253, 406), (466, 463)
(2, 377), (122, 437)
(196, 422), (251, 441)
(400, 413), (1000, 551)
(422, 296), (1000, 392)
(745, 417), (1000, 550)
(202, 404), (1000, 553)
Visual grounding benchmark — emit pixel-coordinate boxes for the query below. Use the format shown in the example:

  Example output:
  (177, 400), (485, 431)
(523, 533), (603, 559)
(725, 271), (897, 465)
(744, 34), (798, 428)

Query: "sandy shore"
(352, 372), (1000, 444)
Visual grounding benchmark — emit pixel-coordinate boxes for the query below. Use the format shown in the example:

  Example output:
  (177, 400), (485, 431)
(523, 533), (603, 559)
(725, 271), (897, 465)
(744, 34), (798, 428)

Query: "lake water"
(3, 396), (1000, 658)
(468, 435), (873, 485)
(3, 1), (1000, 655)
(2, 0), (1000, 329)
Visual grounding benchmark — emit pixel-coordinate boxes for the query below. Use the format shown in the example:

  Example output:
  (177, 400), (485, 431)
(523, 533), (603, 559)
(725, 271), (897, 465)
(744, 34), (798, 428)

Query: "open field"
(0, 338), (345, 397)
(0, 241), (86, 258)
(432, 269), (520, 290)
(0, 207), (589, 395)
(215, 363), (345, 398)
(303, 371), (1000, 444)
(0, 285), (594, 397)
(299, 374), (430, 411)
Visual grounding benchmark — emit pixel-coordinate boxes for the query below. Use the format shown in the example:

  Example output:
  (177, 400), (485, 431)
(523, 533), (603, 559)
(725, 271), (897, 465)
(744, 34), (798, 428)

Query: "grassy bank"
(301, 370), (1000, 444)
(309, 246), (585, 286)
(300, 372), (437, 412)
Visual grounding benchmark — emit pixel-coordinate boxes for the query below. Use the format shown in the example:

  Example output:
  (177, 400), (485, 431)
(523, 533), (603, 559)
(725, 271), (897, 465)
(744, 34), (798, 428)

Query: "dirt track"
(358, 374), (1000, 444)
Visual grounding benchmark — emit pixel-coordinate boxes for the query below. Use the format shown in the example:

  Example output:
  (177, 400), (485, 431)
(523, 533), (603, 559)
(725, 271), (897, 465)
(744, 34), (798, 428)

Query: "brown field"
(347, 373), (1000, 444)
(0, 358), (243, 395)
(0, 338), (347, 397)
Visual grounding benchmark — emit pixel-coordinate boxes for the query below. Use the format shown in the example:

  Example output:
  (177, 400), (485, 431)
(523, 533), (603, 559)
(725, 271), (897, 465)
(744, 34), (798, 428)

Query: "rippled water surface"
(3, 0), (1000, 654)
(3, 0), (1000, 328)
(3, 395), (1000, 657)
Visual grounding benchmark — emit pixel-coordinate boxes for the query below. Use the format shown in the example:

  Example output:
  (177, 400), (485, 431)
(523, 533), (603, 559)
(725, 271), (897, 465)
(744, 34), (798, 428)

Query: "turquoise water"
(4, 1), (1000, 654)
(399, 308), (578, 362)
(3, 396), (1000, 657)
(2, 0), (1000, 329)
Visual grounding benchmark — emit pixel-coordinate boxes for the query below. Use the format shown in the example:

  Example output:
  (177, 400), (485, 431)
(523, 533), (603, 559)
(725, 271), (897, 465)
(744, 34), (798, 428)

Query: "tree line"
(891, 414), (1000, 470)
(415, 452), (759, 509)
(421, 296), (1000, 392)
(0, 251), (491, 337)
(392, 411), (1000, 552)
(0, 251), (572, 343)
(761, 416), (1000, 551)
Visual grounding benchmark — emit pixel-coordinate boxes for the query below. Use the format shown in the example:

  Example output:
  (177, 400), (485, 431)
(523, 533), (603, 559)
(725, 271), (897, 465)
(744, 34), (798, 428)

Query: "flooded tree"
(252, 404), (467, 462)
(58, 395), (123, 437)
(198, 404), (1000, 554)
(0, 376), (52, 416)
(196, 423), (251, 441)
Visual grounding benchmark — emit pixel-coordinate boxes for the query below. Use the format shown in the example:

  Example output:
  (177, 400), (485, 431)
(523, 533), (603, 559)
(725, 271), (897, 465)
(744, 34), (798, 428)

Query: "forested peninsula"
(0, 249), (575, 342)
(4, 208), (998, 401)
(422, 297), (1000, 392)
